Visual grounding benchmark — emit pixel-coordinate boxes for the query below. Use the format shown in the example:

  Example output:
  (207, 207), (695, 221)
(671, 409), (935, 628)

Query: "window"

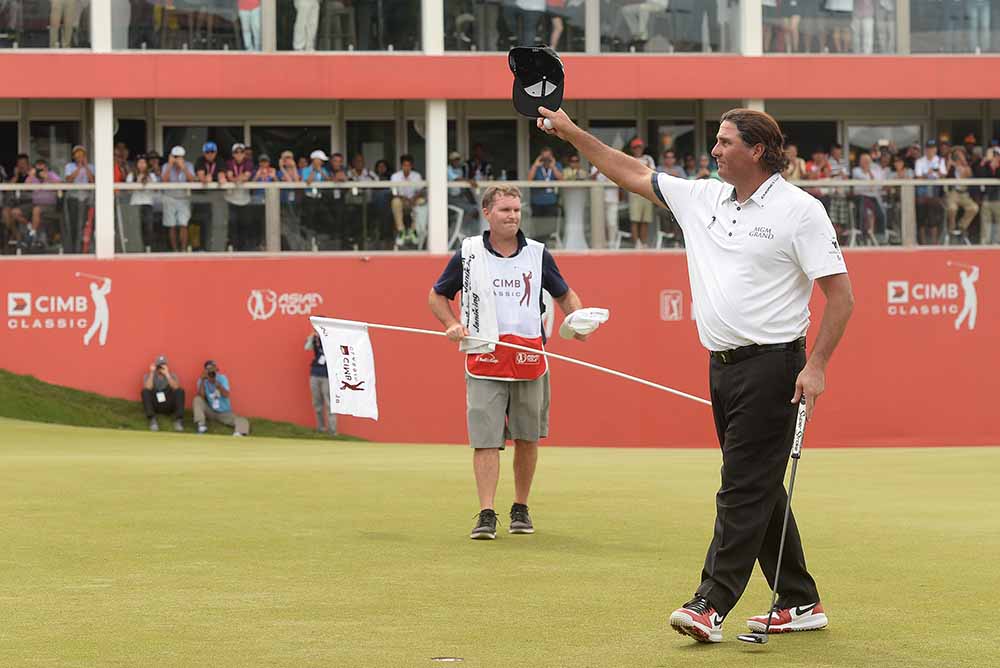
(935, 120), (982, 148)
(764, 1), (896, 54)
(444, 1), (585, 52)
(346, 121), (396, 171)
(602, 0), (739, 53)
(780, 121), (839, 159)
(114, 119), (148, 161)
(128, 4), (241, 50)
(277, 0), (422, 51)
(250, 126), (333, 166)
(846, 125), (920, 157)
(29, 121), (82, 168)
(911, 0), (992, 53)
(469, 120), (517, 179)
(1, 2), (90, 48)
(0, 121), (18, 175)
(405, 120), (457, 175)
(647, 120), (696, 167)
(162, 126), (244, 162)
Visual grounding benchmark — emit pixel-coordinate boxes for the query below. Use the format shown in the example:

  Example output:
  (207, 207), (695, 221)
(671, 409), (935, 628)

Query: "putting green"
(1, 417), (997, 667)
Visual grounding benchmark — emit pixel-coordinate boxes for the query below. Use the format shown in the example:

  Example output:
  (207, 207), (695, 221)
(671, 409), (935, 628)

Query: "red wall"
(2, 250), (997, 447)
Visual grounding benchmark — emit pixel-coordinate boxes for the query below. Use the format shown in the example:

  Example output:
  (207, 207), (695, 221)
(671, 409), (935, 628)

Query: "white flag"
(311, 317), (379, 420)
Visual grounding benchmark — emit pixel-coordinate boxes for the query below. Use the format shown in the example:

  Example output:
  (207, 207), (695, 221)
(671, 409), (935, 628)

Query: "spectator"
(126, 155), (160, 250)
(305, 331), (337, 435)
(226, 142), (256, 250)
(682, 153), (697, 177)
(527, 146), (562, 224)
(974, 146), (1000, 244)
(591, 164), (622, 248)
(782, 143), (807, 180)
(161, 146), (196, 252)
(805, 146), (832, 207)
(822, 0), (852, 52)
(194, 360), (250, 436)
(466, 144), (494, 181)
(781, 0), (802, 53)
(194, 141), (227, 251)
(293, 0), (320, 50)
(853, 0), (875, 53)
(301, 149), (331, 243)
(560, 152), (589, 249)
(64, 145), (94, 253)
(238, 0), (261, 50)
(851, 152), (886, 241)
(142, 354), (185, 432)
(114, 142), (131, 180)
(372, 158), (394, 247)
(504, 0), (545, 46)
(826, 142), (852, 240)
(660, 150), (686, 178)
(25, 159), (62, 250)
(691, 153), (719, 180)
(447, 150), (479, 234)
(4, 154), (33, 245)
(50, 0), (78, 47)
(278, 150), (306, 250)
(250, 154), (276, 247)
(969, 0), (991, 53)
(627, 138), (656, 247)
(345, 153), (375, 249)
(390, 154), (426, 249)
(944, 147), (978, 244)
(328, 152), (349, 247)
(915, 139), (947, 244)
(876, 0), (895, 52)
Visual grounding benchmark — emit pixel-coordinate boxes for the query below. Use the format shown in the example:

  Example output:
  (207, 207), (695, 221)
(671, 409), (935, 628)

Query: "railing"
(4, 178), (1000, 256)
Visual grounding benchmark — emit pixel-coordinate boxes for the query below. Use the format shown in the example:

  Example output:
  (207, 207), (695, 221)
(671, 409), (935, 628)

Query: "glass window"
(468, 120), (517, 179)
(780, 121), (838, 160)
(935, 120), (982, 148)
(29, 121), (82, 168)
(602, 0), (739, 53)
(346, 120), (396, 172)
(114, 119), (148, 164)
(589, 120), (637, 153)
(647, 120), (696, 169)
(162, 126), (244, 162)
(405, 120), (457, 175)
(764, 0), (897, 54)
(0, 2), (90, 48)
(0, 121), (18, 175)
(250, 126), (332, 167)
(911, 0), (993, 53)
(846, 124), (920, 157)
(277, 0), (421, 51)
(128, 3), (243, 50)
(444, 0), (585, 51)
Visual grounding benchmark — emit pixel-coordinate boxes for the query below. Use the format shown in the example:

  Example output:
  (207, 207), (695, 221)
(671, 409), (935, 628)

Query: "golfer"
(428, 184), (589, 540)
(538, 107), (854, 642)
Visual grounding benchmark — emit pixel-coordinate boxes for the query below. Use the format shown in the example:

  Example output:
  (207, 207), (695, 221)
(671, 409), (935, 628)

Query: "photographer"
(193, 360), (250, 436)
(527, 146), (563, 220)
(25, 159), (63, 251)
(141, 355), (185, 432)
(161, 146), (197, 252)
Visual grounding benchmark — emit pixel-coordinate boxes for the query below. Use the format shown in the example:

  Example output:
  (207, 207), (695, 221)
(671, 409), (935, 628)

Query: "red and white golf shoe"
(669, 596), (725, 643)
(746, 602), (828, 634)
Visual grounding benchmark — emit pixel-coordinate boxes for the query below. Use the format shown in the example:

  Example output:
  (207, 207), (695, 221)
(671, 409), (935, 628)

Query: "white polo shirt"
(652, 171), (847, 352)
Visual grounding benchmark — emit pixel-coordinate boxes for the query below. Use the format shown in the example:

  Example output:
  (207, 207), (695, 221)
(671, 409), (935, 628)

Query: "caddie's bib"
(466, 239), (547, 381)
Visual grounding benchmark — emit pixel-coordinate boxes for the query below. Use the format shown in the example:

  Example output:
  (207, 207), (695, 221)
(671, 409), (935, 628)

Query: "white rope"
(310, 317), (712, 407)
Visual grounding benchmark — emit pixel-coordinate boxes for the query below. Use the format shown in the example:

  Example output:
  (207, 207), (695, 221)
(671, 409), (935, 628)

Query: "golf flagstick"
(738, 396), (809, 646)
(310, 317), (711, 407)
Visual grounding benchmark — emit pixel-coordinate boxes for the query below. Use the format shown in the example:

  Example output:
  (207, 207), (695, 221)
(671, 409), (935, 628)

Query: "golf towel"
(459, 235), (499, 355)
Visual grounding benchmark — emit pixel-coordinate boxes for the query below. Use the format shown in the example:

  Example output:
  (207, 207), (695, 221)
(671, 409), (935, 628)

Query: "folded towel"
(559, 307), (610, 339)
(459, 235), (499, 354)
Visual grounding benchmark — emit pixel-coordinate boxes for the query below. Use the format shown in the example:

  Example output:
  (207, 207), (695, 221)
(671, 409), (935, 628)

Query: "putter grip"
(543, 118), (553, 130)
(790, 398), (807, 459)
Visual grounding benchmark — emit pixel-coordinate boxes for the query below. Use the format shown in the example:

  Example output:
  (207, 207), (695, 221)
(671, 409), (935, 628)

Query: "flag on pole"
(310, 317), (379, 420)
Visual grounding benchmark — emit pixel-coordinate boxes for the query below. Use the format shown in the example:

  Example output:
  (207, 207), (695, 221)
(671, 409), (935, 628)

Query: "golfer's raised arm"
(537, 107), (660, 206)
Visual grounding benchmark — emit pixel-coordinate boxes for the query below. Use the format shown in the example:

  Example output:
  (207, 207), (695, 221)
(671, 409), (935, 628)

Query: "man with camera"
(193, 360), (250, 436)
(141, 354), (185, 432)
(161, 145), (197, 252)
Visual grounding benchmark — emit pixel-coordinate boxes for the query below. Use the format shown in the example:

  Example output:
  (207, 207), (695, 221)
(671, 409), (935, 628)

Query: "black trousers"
(695, 348), (820, 616)
(141, 388), (185, 420)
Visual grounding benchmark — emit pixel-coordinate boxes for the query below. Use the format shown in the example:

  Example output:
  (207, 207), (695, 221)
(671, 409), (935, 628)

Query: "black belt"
(710, 337), (806, 365)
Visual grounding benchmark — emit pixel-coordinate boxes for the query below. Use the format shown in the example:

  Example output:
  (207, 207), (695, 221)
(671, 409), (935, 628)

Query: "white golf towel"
(559, 307), (610, 339)
(310, 317), (379, 420)
(459, 235), (499, 354)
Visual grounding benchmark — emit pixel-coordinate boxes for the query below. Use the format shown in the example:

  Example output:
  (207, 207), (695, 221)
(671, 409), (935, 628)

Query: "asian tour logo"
(247, 289), (324, 320)
(6, 272), (112, 347)
(886, 262), (979, 331)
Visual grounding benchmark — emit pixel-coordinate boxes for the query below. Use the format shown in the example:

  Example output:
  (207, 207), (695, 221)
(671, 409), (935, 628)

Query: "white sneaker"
(746, 602), (828, 634)
(232, 431), (244, 437)
(196, 424), (208, 434)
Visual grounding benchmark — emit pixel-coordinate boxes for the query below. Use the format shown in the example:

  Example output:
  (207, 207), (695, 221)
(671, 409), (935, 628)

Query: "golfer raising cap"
(538, 106), (854, 642)
(428, 184), (596, 540)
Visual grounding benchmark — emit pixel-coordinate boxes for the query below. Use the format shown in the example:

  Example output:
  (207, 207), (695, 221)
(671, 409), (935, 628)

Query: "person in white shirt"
(390, 154), (425, 249)
(914, 139), (948, 245)
(850, 152), (886, 242)
(538, 105), (854, 644)
(126, 155), (161, 250)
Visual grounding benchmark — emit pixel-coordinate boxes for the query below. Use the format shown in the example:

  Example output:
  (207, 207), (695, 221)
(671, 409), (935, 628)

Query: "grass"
(0, 368), (356, 440)
(0, 417), (998, 667)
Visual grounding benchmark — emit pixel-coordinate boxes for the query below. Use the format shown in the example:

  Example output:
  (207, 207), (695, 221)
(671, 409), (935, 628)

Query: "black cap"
(508, 46), (564, 118)
(204, 359), (217, 369)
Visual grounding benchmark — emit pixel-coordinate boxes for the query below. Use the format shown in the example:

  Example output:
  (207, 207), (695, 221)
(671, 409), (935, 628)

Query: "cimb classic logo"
(886, 263), (979, 331)
(6, 273), (112, 347)
(247, 290), (324, 320)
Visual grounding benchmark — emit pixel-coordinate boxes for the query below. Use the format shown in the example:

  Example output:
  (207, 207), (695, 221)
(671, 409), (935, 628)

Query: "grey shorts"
(466, 372), (550, 449)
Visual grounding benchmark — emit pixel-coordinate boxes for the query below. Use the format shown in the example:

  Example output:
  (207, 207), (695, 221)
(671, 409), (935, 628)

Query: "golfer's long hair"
(720, 109), (788, 174)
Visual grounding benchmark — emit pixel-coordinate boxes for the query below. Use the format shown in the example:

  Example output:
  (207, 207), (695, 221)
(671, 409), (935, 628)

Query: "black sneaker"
(470, 509), (497, 540)
(509, 503), (534, 534)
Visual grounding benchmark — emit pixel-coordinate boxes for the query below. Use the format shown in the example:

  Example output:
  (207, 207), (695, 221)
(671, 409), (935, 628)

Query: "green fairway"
(1, 418), (997, 667)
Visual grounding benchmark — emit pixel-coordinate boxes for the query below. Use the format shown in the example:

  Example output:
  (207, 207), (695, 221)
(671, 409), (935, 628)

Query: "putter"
(737, 396), (809, 646)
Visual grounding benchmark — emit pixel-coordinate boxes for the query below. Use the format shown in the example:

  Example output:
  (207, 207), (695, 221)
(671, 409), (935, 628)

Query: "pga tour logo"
(886, 263), (979, 331)
(660, 290), (683, 322)
(6, 273), (112, 347)
(247, 290), (324, 320)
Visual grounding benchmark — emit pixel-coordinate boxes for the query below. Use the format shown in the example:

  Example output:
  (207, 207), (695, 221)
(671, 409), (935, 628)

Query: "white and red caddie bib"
(465, 239), (548, 381)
